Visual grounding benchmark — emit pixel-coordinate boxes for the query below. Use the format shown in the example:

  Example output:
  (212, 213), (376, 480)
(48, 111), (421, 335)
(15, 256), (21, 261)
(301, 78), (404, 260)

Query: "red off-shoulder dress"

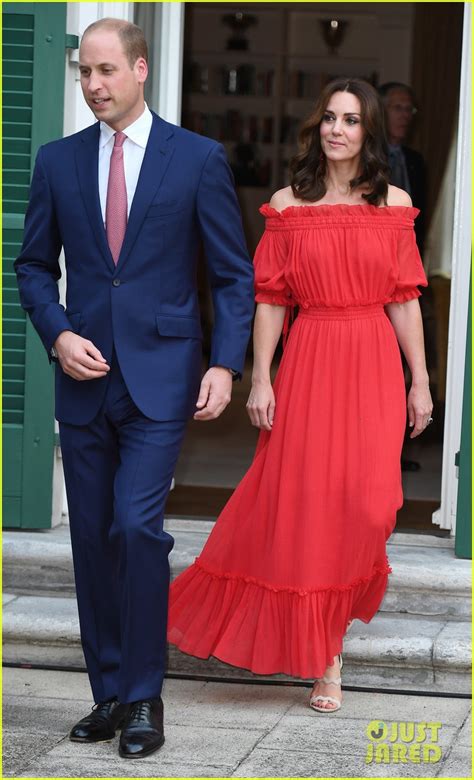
(167, 203), (428, 679)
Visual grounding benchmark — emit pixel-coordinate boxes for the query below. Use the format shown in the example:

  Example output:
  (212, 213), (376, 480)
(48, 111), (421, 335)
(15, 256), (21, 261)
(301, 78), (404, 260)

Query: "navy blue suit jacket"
(15, 112), (255, 424)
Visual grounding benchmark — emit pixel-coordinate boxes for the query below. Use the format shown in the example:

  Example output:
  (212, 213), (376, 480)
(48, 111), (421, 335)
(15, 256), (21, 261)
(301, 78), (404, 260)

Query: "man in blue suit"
(15, 18), (254, 759)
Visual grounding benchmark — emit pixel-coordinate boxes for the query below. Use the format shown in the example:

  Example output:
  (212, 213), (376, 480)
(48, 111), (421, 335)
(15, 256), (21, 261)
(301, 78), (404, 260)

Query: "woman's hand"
(246, 379), (275, 431)
(407, 381), (433, 438)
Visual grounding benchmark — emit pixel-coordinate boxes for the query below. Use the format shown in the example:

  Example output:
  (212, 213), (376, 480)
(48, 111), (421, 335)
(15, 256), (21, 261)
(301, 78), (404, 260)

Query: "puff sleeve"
(253, 222), (292, 307)
(388, 223), (428, 304)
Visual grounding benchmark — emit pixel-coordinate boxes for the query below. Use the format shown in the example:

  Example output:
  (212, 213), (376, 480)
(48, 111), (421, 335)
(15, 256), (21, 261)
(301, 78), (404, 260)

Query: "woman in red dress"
(168, 78), (433, 712)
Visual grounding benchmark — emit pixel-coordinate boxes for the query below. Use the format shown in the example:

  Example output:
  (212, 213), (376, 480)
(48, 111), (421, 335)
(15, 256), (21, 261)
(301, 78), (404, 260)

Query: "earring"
(319, 151), (324, 162)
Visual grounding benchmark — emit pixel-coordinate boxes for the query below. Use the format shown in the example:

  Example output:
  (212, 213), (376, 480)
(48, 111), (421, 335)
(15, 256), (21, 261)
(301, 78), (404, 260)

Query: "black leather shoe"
(69, 699), (129, 742)
(119, 697), (165, 758)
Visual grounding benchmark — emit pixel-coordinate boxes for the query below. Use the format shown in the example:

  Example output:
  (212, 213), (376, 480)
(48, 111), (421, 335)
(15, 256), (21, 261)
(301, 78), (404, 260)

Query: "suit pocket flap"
(156, 314), (202, 339)
(147, 203), (186, 218)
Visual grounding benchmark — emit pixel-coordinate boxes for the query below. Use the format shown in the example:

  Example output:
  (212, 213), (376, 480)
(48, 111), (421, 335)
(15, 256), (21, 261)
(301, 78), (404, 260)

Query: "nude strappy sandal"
(309, 654), (343, 713)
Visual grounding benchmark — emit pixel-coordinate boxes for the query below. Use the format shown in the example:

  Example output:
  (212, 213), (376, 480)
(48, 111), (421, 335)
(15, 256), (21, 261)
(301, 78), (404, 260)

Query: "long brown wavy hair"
(289, 78), (391, 206)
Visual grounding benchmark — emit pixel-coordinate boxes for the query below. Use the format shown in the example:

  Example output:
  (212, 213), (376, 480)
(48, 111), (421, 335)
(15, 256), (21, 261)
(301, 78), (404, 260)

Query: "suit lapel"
(75, 123), (115, 272)
(116, 113), (175, 272)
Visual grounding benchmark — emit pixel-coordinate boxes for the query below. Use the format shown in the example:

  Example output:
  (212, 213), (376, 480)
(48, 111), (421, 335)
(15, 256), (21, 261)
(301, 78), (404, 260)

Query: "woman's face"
(319, 91), (365, 162)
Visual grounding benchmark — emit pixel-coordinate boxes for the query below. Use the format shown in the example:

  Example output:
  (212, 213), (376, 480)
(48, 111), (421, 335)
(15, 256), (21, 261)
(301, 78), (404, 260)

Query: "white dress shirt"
(98, 103), (153, 223)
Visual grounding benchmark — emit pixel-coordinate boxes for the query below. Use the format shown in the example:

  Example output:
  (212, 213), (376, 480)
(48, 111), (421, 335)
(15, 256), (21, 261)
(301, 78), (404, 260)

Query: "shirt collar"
(99, 103), (153, 149)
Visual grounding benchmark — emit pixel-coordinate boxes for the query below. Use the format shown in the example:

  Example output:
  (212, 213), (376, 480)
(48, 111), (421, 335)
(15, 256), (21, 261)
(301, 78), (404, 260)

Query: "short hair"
(378, 82), (415, 103)
(81, 17), (148, 67)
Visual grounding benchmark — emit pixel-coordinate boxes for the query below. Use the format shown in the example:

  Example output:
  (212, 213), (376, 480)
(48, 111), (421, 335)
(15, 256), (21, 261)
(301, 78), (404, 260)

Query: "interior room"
(139, 2), (465, 532)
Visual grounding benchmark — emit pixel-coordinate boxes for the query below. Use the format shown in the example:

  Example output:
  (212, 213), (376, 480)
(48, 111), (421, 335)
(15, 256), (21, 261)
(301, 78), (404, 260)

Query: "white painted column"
(98, 2), (133, 22)
(432, 2), (472, 533)
(157, 2), (185, 124)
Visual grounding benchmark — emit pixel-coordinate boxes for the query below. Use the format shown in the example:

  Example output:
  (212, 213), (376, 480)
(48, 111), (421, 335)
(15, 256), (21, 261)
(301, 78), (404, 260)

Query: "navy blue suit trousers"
(59, 355), (187, 703)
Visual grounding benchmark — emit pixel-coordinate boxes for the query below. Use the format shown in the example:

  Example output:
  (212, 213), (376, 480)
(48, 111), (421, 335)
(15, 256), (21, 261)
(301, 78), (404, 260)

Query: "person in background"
(379, 82), (426, 252)
(379, 81), (431, 471)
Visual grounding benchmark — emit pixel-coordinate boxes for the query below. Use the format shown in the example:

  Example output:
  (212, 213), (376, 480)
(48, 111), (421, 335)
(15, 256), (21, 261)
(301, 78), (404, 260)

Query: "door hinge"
(65, 34), (79, 50)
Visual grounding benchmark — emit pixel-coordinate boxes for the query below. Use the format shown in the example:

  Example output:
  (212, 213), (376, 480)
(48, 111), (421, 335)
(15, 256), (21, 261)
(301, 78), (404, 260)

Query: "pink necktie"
(106, 131), (127, 265)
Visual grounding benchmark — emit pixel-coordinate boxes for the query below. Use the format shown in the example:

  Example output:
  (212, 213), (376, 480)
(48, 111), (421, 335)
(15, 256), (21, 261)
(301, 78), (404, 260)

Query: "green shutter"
(455, 270), (472, 559)
(2, 3), (66, 528)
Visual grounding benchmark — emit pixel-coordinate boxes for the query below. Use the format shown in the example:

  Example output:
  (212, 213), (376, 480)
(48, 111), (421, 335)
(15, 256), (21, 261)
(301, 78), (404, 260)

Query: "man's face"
(79, 30), (148, 131)
(384, 88), (415, 144)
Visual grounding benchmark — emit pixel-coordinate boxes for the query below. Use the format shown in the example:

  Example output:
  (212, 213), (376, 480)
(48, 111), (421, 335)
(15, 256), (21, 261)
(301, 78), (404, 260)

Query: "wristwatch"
(216, 365), (239, 379)
(51, 346), (58, 359)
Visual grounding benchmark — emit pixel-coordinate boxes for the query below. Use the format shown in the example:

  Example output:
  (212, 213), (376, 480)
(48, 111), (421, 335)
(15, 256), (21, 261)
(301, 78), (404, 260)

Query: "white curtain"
(423, 124), (458, 278)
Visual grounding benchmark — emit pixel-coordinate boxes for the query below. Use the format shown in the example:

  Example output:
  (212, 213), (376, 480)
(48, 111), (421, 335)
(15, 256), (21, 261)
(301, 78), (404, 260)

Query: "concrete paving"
(2, 667), (471, 778)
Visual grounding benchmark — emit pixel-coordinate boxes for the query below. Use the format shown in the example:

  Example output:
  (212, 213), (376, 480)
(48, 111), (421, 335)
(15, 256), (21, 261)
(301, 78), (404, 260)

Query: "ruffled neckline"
(260, 202), (420, 219)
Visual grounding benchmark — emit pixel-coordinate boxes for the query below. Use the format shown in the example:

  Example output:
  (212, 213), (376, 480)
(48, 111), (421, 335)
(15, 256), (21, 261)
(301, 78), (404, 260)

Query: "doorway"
(141, 3), (466, 533)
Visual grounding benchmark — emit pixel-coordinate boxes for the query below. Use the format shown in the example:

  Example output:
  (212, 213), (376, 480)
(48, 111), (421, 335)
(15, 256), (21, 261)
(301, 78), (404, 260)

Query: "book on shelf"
(184, 61), (275, 96)
(280, 115), (301, 145)
(286, 70), (326, 99)
(182, 109), (275, 145)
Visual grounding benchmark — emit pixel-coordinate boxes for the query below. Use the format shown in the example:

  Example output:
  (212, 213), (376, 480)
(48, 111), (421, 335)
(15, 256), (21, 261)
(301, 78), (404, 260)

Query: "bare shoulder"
(269, 186), (295, 212)
(386, 184), (413, 207)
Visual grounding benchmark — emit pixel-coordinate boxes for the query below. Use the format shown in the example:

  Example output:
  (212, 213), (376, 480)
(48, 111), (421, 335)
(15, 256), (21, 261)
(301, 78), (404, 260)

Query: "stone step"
(3, 520), (471, 620)
(3, 593), (471, 695)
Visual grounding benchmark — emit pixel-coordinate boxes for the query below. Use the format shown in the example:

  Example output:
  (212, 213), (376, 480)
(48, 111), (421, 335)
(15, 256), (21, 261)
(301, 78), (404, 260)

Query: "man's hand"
(54, 331), (110, 381)
(194, 366), (232, 421)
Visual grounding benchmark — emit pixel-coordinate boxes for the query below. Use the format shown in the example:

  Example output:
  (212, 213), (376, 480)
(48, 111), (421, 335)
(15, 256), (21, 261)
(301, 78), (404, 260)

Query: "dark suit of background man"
(379, 82), (430, 473)
(15, 18), (254, 759)
(378, 82), (426, 253)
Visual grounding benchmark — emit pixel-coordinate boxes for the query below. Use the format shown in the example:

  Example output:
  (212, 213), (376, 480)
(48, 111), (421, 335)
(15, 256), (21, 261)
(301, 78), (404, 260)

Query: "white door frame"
(157, 2), (184, 124)
(432, 2), (472, 533)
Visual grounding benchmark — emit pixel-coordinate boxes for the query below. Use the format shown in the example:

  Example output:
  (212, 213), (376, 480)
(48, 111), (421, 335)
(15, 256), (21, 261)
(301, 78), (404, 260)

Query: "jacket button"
(112, 279), (121, 287)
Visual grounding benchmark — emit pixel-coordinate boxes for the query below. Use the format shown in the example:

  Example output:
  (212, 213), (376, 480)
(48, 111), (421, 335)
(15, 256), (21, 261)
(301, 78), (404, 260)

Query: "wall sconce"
(222, 12), (257, 51)
(320, 19), (349, 56)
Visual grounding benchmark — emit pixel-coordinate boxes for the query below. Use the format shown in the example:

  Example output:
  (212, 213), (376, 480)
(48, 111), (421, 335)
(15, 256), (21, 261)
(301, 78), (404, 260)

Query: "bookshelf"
(181, 3), (404, 249)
